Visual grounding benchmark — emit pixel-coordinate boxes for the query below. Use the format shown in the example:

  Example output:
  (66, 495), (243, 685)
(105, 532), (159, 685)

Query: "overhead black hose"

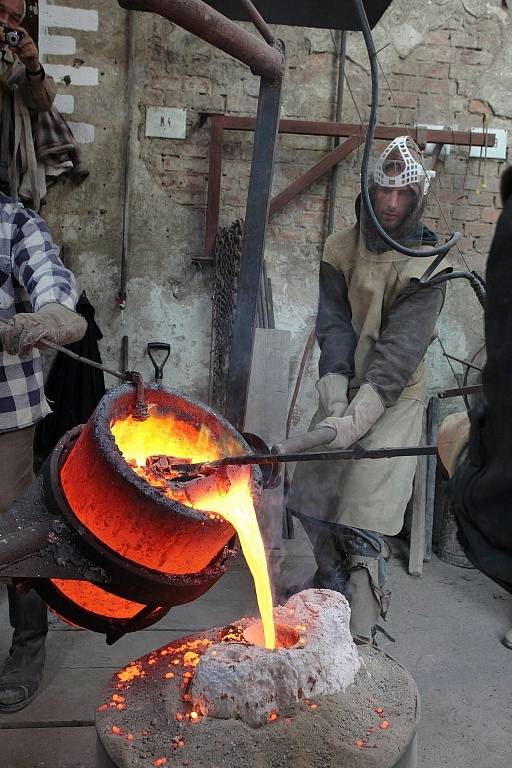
(352, 0), (461, 260)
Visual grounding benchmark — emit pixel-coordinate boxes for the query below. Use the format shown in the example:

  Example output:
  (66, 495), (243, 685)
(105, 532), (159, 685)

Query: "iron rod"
(170, 444), (438, 474)
(117, 0), (284, 80)
(0, 317), (133, 383)
(443, 353), (482, 372)
(237, 0), (276, 45)
(0, 520), (55, 570)
(437, 384), (483, 399)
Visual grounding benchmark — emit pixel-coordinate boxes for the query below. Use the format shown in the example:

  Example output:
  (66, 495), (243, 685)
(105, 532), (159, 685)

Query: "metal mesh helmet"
(373, 136), (435, 196)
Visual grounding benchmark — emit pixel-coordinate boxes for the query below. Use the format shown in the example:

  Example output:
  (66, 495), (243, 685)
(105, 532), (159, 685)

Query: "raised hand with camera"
(0, 1), (43, 76)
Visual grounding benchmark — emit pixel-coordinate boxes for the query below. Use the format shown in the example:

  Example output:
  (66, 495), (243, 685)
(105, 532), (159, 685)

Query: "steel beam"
(205, 115), (496, 147)
(117, 0), (284, 80)
(269, 135), (364, 217)
(224, 74), (283, 431)
(204, 116), (224, 260)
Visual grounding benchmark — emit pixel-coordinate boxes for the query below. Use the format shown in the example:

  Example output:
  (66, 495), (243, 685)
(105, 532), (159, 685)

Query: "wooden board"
(244, 329), (291, 557)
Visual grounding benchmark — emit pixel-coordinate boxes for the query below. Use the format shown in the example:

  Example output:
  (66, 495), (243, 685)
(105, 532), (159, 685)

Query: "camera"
(0, 23), (23, 48)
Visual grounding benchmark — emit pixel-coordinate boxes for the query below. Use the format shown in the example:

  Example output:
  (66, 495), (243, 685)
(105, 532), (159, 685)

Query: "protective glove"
(0, 303), (87, 358)
(318, 382), (385, 449)
(316, 373), (350, 417)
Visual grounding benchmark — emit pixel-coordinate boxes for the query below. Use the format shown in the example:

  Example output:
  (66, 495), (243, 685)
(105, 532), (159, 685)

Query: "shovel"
(147, 342), (171, 385)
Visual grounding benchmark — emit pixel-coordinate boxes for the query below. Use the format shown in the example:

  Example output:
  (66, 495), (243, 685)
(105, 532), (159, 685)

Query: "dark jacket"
(34, 292), (105, 462)
(452, 193), (512, 593)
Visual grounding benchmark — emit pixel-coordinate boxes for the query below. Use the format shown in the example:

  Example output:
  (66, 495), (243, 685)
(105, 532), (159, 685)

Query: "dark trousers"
(293, 511), (386, 590)
(0, 426), (48, 675)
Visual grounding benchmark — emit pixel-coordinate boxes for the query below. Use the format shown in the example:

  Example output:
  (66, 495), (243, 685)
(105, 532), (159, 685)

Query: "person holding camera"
(0, 0), (57, 202)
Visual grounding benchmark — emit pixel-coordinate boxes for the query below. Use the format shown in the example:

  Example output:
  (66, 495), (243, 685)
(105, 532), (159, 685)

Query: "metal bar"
(437, 384), (483, 399)
(170, 444), (438, 474)
(199, 116), (493, 265)
(327, 29), (347, 236)
(269, 135), (364, 217)
(0, 520), (55, 571)
(237, 0), (276, 45)
(224, 72), (283, 431)
(209, 115), (496, 147)
(118, 8), (136, 325)
(204, 116), (224, 260)
(0, 317), (133, 384)
(443, 352), (482, 372)
(117, 0), (284, 80)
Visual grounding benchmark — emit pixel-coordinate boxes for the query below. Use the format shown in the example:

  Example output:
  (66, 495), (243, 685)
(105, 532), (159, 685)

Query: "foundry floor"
(1, 527), (511, 768)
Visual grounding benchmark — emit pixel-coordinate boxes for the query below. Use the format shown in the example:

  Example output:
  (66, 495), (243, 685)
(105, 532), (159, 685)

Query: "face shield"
(361, 136), (435, 256)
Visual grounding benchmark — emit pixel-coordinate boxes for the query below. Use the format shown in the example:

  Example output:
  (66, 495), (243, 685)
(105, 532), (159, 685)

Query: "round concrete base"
(95, 633), (419, 768)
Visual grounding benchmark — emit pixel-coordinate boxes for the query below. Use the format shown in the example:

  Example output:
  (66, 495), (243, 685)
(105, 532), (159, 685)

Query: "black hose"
(352, 0), (461, 260)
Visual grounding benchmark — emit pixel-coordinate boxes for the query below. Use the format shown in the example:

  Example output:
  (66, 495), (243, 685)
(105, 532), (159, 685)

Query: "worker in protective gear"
(287, 136), (446, 644)
(0, 192), (87, 712)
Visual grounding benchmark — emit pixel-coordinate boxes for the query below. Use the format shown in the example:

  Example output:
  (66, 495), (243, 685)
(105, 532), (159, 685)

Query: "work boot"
(0, 587), (48, 712)
(502, 628), (512, 650)
(345, 555), (390, 645)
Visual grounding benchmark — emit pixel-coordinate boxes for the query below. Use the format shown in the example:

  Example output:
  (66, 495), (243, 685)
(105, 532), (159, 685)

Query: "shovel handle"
(272, 426), (336, 455)
(147, 342), (171, 383)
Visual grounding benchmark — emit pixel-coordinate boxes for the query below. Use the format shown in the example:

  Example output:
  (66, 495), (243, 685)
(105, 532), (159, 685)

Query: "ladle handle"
(272, 426), (336, 455)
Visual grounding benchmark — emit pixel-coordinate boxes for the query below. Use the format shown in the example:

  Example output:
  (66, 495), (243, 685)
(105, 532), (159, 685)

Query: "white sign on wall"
(145, 107), (187, 139)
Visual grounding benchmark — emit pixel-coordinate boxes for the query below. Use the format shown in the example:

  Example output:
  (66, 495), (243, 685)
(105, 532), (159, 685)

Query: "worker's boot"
(0, 587), (48, 712)
(345, 555), (390, 645)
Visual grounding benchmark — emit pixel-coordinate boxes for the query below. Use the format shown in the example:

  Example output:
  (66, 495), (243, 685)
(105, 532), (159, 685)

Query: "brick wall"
(43, 0), (510, 424)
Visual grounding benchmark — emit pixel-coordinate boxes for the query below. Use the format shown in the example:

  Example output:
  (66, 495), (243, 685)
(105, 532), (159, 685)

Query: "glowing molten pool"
(111, 412), (276, 650)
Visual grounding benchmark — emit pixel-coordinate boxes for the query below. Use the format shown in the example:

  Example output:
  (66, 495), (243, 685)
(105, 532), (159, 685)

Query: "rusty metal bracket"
(200, 117), (497, 264)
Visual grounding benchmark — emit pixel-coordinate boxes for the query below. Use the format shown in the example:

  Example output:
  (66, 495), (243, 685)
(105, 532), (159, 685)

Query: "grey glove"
(316, 374), (350, 417)
(318, 382), (385, 449)
(0, 303), (87, 358)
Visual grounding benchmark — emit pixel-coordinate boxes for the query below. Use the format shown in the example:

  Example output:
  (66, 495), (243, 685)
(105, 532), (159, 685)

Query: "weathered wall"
(39, 0), (509, 430)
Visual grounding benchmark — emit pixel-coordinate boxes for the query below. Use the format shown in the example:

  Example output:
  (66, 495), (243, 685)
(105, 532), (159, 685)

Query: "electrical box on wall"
(145, 107), (187, 139)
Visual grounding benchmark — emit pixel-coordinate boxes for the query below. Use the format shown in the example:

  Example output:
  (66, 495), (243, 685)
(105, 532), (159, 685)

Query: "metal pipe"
(0, 520), (55, 570)
(327, 29), (347, 236)
(0, 317), (133, 383)
(437, 384), (483, 399)
(117, 0), (284, 80)
(224, 69), (284, 430)
(169, 443), (438, 475)
(237, 0), (277, 45)
(117, 8), (137, 325)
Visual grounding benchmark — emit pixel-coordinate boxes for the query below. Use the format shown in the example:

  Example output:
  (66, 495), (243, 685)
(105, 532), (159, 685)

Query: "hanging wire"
(374, 55), (474, 274)
(329, 24), (483, 399)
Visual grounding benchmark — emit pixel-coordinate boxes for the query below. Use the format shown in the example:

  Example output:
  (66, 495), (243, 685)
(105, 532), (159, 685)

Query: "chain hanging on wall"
(208, 219), (244, 413)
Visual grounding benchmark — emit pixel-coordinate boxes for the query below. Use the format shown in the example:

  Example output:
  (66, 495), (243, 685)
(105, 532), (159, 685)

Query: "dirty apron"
(287, 225), (440, 536)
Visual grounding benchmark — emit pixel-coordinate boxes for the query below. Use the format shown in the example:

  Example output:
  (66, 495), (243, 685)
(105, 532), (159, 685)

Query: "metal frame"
(201, 116), (497, 263)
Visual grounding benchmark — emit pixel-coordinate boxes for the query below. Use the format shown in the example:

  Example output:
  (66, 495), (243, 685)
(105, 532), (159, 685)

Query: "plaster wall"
(39, 0), (510, 432)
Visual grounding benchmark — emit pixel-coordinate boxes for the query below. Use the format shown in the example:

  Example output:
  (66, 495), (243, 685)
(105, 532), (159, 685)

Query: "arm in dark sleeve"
(316, 261), (357, 378)
(364, 281), (445, 407)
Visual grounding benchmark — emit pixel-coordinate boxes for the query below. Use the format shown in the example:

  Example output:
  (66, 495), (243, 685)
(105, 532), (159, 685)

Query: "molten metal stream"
(111, 413), (276, 650)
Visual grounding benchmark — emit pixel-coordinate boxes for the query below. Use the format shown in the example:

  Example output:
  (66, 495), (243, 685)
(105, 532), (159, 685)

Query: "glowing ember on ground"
(117, 663), (143, 683)
(111, 412), (276, 650)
